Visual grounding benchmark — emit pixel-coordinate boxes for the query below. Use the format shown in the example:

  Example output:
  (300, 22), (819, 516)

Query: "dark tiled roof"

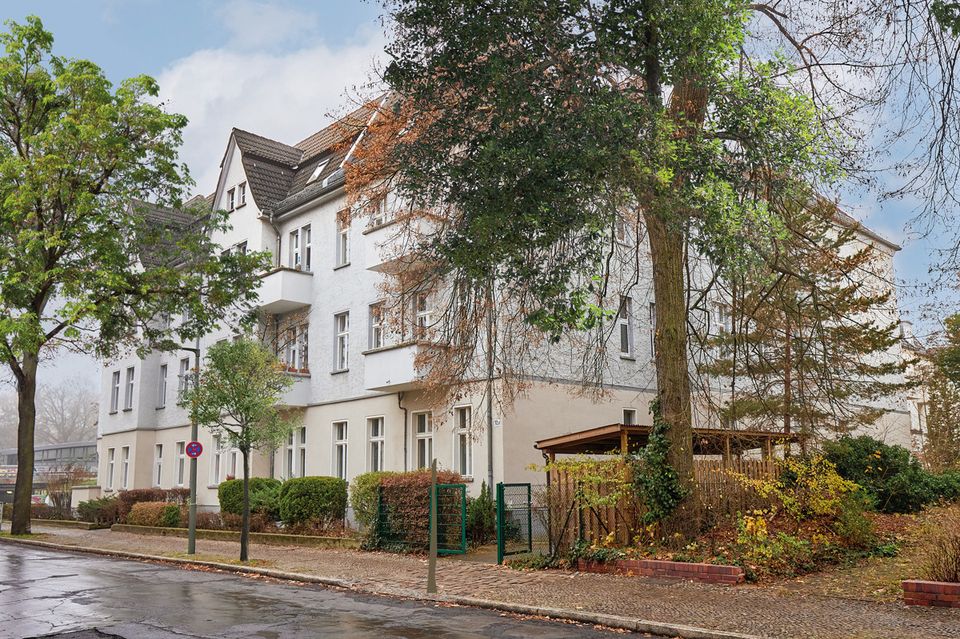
(225, 101), (379, 216)
(130, 199), (201, 267)
(833, 208), (900, 251)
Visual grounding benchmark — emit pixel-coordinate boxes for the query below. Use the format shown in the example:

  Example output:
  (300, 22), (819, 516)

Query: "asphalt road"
(0, 545), (629, 639)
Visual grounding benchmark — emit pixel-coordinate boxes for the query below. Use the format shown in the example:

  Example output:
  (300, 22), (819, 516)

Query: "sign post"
(427, 458), (438, 594)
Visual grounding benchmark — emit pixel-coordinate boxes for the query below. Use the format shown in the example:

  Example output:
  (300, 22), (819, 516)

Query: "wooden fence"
(545, 458), (778, 549)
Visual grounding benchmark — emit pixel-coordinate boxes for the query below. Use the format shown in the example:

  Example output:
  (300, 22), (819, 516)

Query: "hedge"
(76, 496), (121, 526)
(126, 501), (182, 528)
(278, 476), (347, 526)
(117, 488), (189, 521)
(217, 478), (282, 517)
(371, 469), (463, 551)
(2, 503), (65, 520)
(350, 471), (399, 529)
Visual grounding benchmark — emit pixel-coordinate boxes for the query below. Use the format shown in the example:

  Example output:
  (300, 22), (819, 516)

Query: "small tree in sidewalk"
(181, 338), (299, 561)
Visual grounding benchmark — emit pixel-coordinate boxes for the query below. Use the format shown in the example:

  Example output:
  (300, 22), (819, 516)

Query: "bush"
(221, 512), (268, 533)
(117, 488), (167, 521)
(278, 476), (348, 526)
(195, 511), (223, 530)
(350, 471), (398, 529)
(919, 505), (960, 583)
(930, 471), (960, 502)
(218, 478), (282, 516)
(77, 496), (120, 526)
(466, 481), (496, 547)
(824, 436), (934, 513)
(126, 501), (182, 527)
(166, 487), (191, 506)
(371, 470), (463, 551)
(832, 493), (876, 549)
(249, 482), (282, 521)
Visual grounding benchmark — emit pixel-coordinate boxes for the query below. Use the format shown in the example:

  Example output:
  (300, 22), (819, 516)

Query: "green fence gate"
(496, 482), (532, 564)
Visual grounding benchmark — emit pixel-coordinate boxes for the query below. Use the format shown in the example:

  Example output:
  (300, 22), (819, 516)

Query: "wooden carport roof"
(534, 423), (801, 460)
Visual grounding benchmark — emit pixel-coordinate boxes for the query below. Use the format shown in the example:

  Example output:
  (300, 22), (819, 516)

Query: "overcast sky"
(1, 0), (946, 388)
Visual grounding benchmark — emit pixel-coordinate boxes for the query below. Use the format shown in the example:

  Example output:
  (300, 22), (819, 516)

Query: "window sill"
(156, 405), (166, 410)
(236, 202), (246, 209)
(108, 410), (118, 415)
(461, 476), (474, 483)
(362, 218), (398, 235)
(619, 354), (636, 361)
(331, 368), (349, 375)
(122, 408), (133, 413)
(333, 262), (351, 271)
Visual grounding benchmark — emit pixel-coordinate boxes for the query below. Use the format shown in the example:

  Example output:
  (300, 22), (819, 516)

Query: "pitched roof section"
(130, 199), (202, 268)
(221, 102), (379, 217)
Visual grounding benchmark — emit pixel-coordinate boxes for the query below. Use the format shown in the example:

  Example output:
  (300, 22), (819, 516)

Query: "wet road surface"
(0, 545), (629, 638)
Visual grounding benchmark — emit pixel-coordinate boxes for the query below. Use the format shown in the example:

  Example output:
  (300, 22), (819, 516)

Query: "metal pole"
(486, 276), (495, 494)
(427, 458), (438, 594)
(187, 336), (200, 554)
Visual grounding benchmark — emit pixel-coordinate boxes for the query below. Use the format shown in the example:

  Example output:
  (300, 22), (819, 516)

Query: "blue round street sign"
(186, 441), (203, 458)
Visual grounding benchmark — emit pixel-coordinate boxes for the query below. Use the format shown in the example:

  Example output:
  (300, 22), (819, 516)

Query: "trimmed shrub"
(249, 482), (282, 521)
(117, 488), (167, 521)
(166, 487), (191, 506)
(2, 503), (61, 520)
(195, 511), (223, 530)
(824, 436), (934, 513)
(221, 512), (268, 533)
(350, 471), (398, 529)
(127, 501), (182, 527)
(217, 478), (282, 516)
(931, 471), (960, 502)
(372, 470), (463, 551)
(77, 496), (121, 526)
(278, 476), (347, 526)
(466, 481), (496, 547)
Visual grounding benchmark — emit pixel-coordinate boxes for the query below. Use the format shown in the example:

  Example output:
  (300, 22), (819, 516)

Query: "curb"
(0, 535), (763, 639)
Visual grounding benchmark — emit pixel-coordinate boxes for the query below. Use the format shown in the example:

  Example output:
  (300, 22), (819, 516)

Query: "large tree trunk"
(240, 449), (250, 562)
(11, 352), (39, 535)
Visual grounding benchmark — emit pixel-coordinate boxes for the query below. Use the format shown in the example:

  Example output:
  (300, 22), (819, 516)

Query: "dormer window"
(227, 188), (235, 211)
(307, 159), (330, 184)
(237, 182), (246, 207)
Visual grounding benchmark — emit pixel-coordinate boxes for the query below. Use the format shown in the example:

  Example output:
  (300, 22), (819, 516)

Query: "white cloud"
(156, 23), (385, 194)
(216, 0), (320, 51)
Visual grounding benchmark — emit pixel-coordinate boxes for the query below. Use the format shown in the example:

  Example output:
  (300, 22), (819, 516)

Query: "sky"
(0, 0), (947, 387)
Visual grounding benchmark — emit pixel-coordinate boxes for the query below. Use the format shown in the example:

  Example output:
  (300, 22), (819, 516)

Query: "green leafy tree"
(698, 196), (912, 444)
(924, 368), (960, 471)
(182, 338), (299, 561)
(0, 18), (266, 535)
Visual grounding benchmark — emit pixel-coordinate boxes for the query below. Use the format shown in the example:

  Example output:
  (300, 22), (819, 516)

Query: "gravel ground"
(25, 526), (960, 639)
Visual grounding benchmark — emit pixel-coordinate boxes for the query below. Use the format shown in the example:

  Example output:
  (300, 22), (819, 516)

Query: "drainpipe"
(267, 210), (282, 268)
(398, 392), (408, 471)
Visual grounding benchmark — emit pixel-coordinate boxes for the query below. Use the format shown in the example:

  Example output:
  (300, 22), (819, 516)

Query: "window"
(283, 323), (309, 371)
(285, 431), (295, 479)
(298, 427), (306, 478)
(106, 448), (115, 489)
(289, 225), (311, 271)
(414, 412), (433, 470)
(648, 301), (657, 359)
(110, 371), (120, 412)
(157, 364), (167, 408)
(120, 446), (130, 489)
(617, 297), (634, 358)
(334, 312), (349, 371)
(123, 367), (135, 410)
(211, 437), (222, 485)
(176, 441), (186, 487)
(307, 158), (330, 183)
(368, 417), (384, 472)
(236, 241), (247, 255)
(614, 213), (632, 245)
(178, 357), (191, 397)
(333, 422), (348, 480)
(414, 291), (431, 339)
(237, 182), (246, 207)
(369, 196), (388, 227)
(335, 218), (350, 267)
(227, 188), (235, 211)
(623, 409), (637, 426)
(369, 303), (384, 349)
(229, 449), (238, 479)
(454, 406), (472, 477)
(154, 444), (163, 486)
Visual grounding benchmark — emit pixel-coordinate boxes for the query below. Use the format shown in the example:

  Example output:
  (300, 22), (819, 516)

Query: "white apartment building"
(93, 104), (919, 508)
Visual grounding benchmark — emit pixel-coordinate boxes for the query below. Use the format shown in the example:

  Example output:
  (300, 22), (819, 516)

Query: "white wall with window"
(210, 436), (223, 485)
(414, 412), (433, 469)
(298, 426), (306, 477)
(110, 371), (120, 412)
(367, 417), (384, 472)
(335, 216), (349, 267)
(368, 302), (384, 349)
(285, 431), (295, 479)
(290, 224), (312, 271)
(333, 421), (348, 480)
(618, 296), (634, 358)
(106, 447), (115, 489)
(178, 357), (190, 398)
(157, 364), (167, 408)
(120, 446), (130, 489)
(334, 312), (349, 371)
(283, 322), (309, 372)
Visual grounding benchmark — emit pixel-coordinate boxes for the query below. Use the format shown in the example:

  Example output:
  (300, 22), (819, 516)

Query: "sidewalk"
(16, 526), (960, 639)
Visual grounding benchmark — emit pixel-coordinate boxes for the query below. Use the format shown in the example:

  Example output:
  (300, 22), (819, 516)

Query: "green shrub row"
(824, 436), (960, 513)
(76, 496), (121, 526)
(217, 476), (347, 526)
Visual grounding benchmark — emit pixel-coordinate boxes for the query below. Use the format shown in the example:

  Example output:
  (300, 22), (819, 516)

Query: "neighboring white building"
(92, 105), (919, 508)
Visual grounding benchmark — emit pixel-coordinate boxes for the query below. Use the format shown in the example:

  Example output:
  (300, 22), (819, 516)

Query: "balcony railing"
(278, 374), (311, 407)
(257, 267), (313, 314)
(362, 341), (427, 392)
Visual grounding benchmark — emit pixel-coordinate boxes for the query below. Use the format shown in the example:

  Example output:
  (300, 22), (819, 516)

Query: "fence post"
(427, 459), (438, 594)
(496, 482), (504, 564)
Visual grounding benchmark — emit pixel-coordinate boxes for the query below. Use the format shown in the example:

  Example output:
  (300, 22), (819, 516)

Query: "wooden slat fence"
(547, 458), (778, 549)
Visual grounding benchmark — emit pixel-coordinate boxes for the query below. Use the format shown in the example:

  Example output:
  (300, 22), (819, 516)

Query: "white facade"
(94, 113), (918, 508)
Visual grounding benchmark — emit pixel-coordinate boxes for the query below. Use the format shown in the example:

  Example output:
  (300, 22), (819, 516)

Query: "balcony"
(364, 216), (431, 273)
(363, 342), (426, 392)
(257, 267), (313, 314)
(278, 374), (311, 407)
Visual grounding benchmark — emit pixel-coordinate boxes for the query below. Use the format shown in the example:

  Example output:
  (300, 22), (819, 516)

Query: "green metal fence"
(496, 482), (532, 564)
(432, 483), (467, 555)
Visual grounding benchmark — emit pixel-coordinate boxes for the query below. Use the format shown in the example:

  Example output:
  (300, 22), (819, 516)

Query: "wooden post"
(763, 438), (773, 460)
(620, 430), (629, 456)
(723, 435), (731, 464)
